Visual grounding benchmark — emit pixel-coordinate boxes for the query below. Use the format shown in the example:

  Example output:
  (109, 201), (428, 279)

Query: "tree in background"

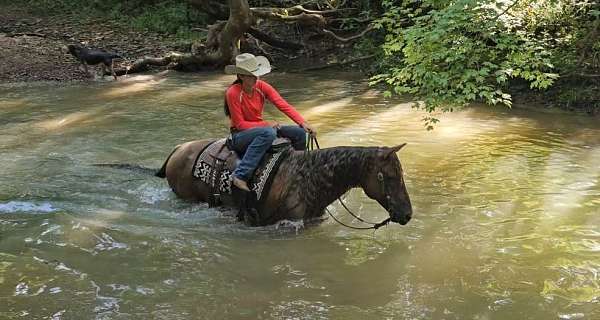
(13, 0), (598, 115)
(372, 0), (599, 125)
(121, 0), (378, 73)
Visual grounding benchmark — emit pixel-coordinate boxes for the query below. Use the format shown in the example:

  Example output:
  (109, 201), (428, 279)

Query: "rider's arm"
(259, 81), (305, 126)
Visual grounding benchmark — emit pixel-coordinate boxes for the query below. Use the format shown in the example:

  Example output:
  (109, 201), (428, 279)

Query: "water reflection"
(0, 73), (598, 319)
(100, 76), (167, 98)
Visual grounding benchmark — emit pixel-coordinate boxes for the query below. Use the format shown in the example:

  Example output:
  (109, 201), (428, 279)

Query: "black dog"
(67, 44), (122, 80)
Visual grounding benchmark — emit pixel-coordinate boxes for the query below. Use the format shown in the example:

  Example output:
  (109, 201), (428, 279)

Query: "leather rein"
(307, 135), (391, 230)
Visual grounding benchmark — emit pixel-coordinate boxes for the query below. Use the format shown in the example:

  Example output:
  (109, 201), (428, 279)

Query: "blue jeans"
(232, 125), (306, 181)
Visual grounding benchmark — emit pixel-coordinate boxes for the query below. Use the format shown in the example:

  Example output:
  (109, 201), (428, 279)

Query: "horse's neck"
(291, 147), (375, 213)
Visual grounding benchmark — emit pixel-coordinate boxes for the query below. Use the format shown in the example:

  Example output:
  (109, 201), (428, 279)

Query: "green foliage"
(371, 0), (596, 114)
(130, 2), (191, 34)
(556, 83), (599, 111)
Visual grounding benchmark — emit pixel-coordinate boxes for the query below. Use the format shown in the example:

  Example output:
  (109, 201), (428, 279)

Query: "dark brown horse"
(156, 139), (412, 226)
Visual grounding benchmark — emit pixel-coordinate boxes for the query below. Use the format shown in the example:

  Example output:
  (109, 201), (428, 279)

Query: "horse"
(156, 139), (412, 227)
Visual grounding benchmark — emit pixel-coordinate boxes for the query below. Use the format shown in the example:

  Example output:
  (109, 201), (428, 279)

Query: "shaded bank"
(0, 6), (184, 83)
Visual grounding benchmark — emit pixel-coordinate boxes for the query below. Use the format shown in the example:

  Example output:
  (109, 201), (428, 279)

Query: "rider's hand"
(302, 122), (316, 136)
(271, 122), (281, 129)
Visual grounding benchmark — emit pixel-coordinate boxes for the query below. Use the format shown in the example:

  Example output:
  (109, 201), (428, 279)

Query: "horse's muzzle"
(391, 208), (412, 225)
(392, 216), (411, 225)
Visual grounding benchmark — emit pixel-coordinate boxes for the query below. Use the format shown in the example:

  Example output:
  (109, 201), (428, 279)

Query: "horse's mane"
(283, 146), (380, 216)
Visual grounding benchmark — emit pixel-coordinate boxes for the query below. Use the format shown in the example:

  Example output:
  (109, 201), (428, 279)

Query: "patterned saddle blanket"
(192, 137), (291, 204)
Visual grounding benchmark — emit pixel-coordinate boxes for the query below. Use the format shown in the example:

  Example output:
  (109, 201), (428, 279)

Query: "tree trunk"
(115, 0), (360, 77)
(115, 0), (252, 76)
(218, 0), (253, 64)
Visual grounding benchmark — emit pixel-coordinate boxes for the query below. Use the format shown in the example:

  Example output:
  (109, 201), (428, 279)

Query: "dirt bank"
(0, 6), (183, 83)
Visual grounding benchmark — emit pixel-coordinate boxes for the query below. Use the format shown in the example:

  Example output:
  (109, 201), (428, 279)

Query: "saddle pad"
(192, 139), (232, 194)
(251, 150), (286, 201)
(192, 139), (290, 203)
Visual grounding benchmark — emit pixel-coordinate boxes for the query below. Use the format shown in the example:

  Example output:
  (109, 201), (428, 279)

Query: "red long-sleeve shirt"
(226, 80), (305, 131)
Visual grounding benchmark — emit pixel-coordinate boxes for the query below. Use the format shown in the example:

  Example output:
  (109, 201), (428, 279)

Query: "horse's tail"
(155, 144), (181, 178)
(93, 163), (159, 176)
(94, 145), (181, 178)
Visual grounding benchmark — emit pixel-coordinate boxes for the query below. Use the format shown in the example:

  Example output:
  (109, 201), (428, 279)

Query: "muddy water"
(0, 72), (598, 319)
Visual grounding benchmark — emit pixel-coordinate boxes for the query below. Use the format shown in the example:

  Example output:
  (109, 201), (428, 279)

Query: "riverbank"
(0, 5), (183, 83)
(1, 4), (597, 116)
(0, 4), (355, 82)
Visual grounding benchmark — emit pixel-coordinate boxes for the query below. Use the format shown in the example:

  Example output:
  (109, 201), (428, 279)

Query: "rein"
(306, 135), (391, 230)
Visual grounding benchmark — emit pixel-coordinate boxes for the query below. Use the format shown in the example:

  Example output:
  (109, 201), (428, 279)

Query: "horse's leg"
(237, 192), (260, 226)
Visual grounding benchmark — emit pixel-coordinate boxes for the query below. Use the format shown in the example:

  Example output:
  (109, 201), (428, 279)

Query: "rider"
(224, 53), (316, 192)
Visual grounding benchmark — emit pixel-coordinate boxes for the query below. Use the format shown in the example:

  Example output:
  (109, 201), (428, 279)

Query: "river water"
(0, 72), (598, 319)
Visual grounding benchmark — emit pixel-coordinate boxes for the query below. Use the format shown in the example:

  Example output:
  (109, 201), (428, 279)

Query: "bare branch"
(322, 25), (374, 42)
(492, 0), (520, 21)
(113, 54), (178, 76)
(247, 27), (303, 50)
(251, 4), (354, 16)
(563, 72), (600, 78)
(328, 17), (373, 24)
(7, 32), (45, 37)
(251, 9), (326, 27)
(292, 55), (376, 72)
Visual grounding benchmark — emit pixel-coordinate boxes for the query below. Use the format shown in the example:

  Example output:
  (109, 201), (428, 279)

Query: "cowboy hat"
(224, 53), (271, 77)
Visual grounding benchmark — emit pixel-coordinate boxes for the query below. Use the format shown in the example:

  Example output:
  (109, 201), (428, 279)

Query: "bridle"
(307, 135), (392, 230)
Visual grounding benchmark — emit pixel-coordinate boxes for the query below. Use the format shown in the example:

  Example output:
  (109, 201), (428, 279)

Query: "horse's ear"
(391, 143), (407, 152)
(379, 143), (406, 159)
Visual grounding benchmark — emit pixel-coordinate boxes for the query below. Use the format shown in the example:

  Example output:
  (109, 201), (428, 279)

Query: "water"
(1, 72), (599, 319)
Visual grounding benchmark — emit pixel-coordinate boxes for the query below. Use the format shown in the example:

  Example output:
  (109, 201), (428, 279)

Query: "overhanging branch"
(322, 25), (374, 42)
(247, 27), (303, 50)
(251, 4), (353, 16)
(292, 54), (376, 72)
(251, 9), (326, 27)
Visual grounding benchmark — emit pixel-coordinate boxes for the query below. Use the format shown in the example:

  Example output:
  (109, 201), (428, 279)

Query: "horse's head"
(362, 144), (412, 225)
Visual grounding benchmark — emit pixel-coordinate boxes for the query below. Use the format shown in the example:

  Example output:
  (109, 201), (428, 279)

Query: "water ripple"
(0, 201), (57, 214)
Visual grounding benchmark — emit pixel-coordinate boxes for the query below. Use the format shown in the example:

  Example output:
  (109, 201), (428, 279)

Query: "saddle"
(192, 137), (292, 207)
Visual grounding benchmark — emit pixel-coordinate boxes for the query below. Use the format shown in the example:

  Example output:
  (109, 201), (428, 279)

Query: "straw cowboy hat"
(224, 53), (271, 77)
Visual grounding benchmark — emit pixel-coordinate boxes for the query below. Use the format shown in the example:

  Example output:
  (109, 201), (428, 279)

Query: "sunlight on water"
(161, 73), (231, 100)
(100, 77), (167, 98)
(321, 102), (417, 145)
(0, 73), (599, 319)
(0, 98), (28, 111)
(34, 110), (105, 131)
(432, 109), (507, 139)
(301, 97), (353, 118)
